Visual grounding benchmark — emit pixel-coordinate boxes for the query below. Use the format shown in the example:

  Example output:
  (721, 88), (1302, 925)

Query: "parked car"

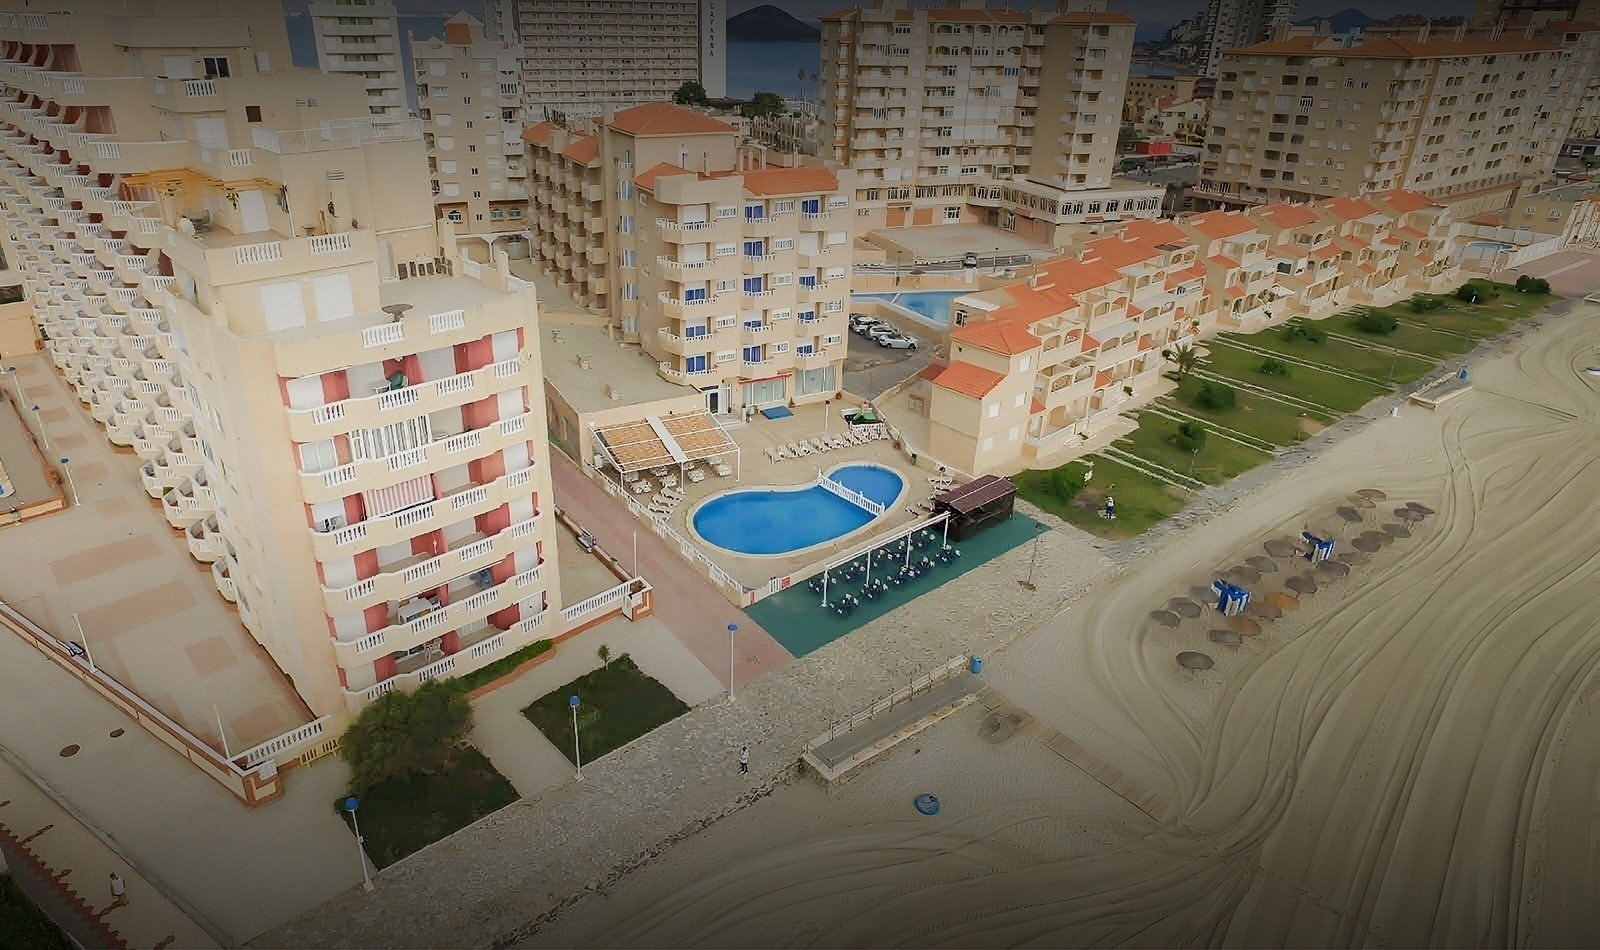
(963, 251), (980, 268)
(877, 332), (918, 350)
(849, 313), (880, 334)
(866, 323), (900, 340)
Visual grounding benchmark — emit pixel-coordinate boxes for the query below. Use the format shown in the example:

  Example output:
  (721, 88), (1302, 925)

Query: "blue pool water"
(854, 291), (968, 325)
(692, 464), (905, 556)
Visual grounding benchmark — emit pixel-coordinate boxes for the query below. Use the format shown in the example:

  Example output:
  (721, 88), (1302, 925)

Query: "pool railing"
(818, 472), (886, 516)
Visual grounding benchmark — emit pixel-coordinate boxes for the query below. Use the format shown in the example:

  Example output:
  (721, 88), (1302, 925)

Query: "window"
(463, 96), (471, 104)
(619, 249), (636, 267)
(685, 355), (707, 373)
(619, 215), (634, 234)
(446, 210), (463, 221)
(743, 276), (764, 293)
(468, 144), (476, 152)
(621, 282), (637, 301)
(470, 167), (479, 176)
(986, 403), (999, 418)
(944, 207), (961, 221)
(742, 345), (763, 362)
(202, 56), (230, 78)
(473, 190), (481, 198)
(509, 208), (522, 218)
(245, 105), (262, 123)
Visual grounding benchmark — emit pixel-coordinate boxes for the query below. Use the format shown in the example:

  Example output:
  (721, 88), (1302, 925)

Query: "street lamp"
(341, 797), (375, 892)
(993, 246), (1001, 275)
(59, 456), (76, 505)
(31, 404), (48, 450)
(727, 622), (739, 701)
(569, 695), (583, 780)
(5, 365), (20, 405)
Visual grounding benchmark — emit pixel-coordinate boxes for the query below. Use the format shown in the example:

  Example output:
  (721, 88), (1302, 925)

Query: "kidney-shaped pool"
(690, 463), (906, 557)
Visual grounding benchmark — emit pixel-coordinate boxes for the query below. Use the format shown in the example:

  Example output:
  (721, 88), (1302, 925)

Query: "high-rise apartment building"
(526, 103), (852, 414)
(1202, 0), (1297, 78)
(1473, 0), (1600, 27)
(503, 0), (726, 121)
(0, 0), (567, 725)
(1194, 20), (1594, 210)
(412, 13), (529, 247)
(818, 0), (1163, 234)
(308, 0), (407, 117)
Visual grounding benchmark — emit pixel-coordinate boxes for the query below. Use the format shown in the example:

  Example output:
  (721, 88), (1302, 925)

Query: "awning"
(592, 410), (738, 474)
(934, 474), (1017, 515)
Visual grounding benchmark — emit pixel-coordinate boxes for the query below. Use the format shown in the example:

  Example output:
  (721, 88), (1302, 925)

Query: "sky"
(283, 0), (1482, 35)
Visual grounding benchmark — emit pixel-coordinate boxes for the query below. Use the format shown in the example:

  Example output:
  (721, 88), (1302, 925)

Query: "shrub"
(1282, 322), (1326, 344)
(1050, 465), (1085, 501)
(1408, 294), (1443, 313)
(1258, 357), (1292, 377)
(341, 681), (473, 793)
(1354, 310), (1399, 334)
(1515, 275), (1552, 294)
(1192, 380), (1237, 410)
(1172, 421), (1208, 453)
(1454, 281), (1496, 303)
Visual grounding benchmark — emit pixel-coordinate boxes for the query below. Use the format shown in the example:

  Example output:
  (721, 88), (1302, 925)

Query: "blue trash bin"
(969, 656), (983, 674)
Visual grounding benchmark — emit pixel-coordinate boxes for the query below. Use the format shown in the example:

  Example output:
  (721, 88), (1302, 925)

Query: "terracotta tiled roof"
(634, 161), (695, 191)
(1093, 370), (1113, 388)
(608, 102), (736, 137)
(1379, 189), (1436, 213)
(1082, 235), (1161, 270)
(1126, 304), (1144, 318)
(1467, 210), (1508, 226)
(1115, 218), (1192, 247)
(1322, 196), (1382, 222)
(1255, 203), (1320, 229)
(1137, 335), (1155, 352)
(1397, 225), (1429, 239)
(1226, 286), (1245, 298)
(950, 318), (1042, 356)
(1052, 10), (1137, 23)
(1080, 333), (1100, 353)
(917, 359), (949, 382)
(1358, 262), (1377, 275)
(1186, 210), (1261, 240)
(818, 7), (855, 21)
(932, 361), (1007, 399)
(737, 166), (839, 196)
(1381, 235), (1404, 246)
(1312, 244), (1343, 260)
(560, 135), (599, 164)
(1166, 264), (1208, 287)
(522, 122), (559, 146)
(1030, 397), (1046, 415)
(927, 7), (1026, 21)
(1208, 254), (1241, 268)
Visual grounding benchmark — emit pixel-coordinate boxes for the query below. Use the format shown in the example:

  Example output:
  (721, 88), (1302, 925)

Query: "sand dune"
(527, 309), (1599, 947)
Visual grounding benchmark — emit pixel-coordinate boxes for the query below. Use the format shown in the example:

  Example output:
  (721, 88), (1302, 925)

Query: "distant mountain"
(1293, 8), (1377, 33)
(728, 5), (821, 42)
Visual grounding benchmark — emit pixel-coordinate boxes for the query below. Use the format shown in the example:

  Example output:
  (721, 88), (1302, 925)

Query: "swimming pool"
(691, 463), (906, 557)
(854, 291), (968, 325)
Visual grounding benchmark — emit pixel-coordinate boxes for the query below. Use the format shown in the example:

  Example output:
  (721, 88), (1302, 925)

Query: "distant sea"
(727, 41), (820, 100)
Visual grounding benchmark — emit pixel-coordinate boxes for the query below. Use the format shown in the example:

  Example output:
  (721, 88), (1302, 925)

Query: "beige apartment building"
(308, 0), (406, 117)
(914, 189), (1455, 475)
(1202, 0), (1297, 78)
(1196, 19), (1598, 212)
(527, 103), (854, 414)
(497, 0), (726, 121)
(819, 0), (1165, 235)
(0, 0), (572, 727)
(412, 13), (529, 251)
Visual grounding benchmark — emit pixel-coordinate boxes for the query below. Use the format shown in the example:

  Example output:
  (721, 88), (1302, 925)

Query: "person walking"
(738, 744), (750, 775)
(108, 872), (127, 906)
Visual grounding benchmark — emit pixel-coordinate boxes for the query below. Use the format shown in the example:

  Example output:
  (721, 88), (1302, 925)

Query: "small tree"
(1050, 465), (1085, 502)
(1354, 310), (1399, 334)
(1259, 357), (1292, 377)
(597, 644), (611, 669)
(741, 91), (786, 119)
(1515, 275), (1552, 294)
(1408, 294), (1442, 313)
(341, 681), (473, 792)
(1283, 322), (1326, 344)
(1167, 343), (1200, 378)
(1172, 421), (1207, 453)
(672, 81), (709, 107)
(1192, 380), (1237, 410)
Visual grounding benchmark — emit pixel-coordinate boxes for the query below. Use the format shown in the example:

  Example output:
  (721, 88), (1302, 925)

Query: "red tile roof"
(1312, 244), (1343, 260)
(1080, 333), (1100, 353)
(1208, 254), (1241, 268)
(931, 361), (1007, 399)
(1094, 370), (1113, 388)
(1226, 286), (1245, 298)
(1030, 397), (1046, 415)
(1137, 335), (1155, 352)
(917, 359), (949, 382)
(608, 102), (736, 137)
(950, 318), (1042, 356)
(1052, 10), (1136, 23)
(634, 162), (695, 191)
(737, 166), (839, 196)
(1379, 189), (1437, 213)
(560, 134), (599, 164)
(521, 122), (559, 146)
(1256, 203), (1320, 229)
(1186, 210), (1260, 240)
(1323, 196), (1382, 222)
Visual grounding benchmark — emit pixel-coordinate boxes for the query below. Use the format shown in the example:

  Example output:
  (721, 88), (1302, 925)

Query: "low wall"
(0, 299), (38, 359)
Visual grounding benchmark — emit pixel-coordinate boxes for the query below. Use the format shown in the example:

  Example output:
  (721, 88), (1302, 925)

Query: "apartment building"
(1125, 74), (1201, 122)
(309, 0), (406, 117)
(1202, 0), (1297, 78)
(917, 190), (1454, 475)
(526, 103), (853, 414)
(819, 0), (1166, 234)
(501, 0), (725, 121)
(1194, 20), (1596, 212)
(1474, 0), (1600, 27)
(0, 1), (567, 725)
(412, 13), (529, 246)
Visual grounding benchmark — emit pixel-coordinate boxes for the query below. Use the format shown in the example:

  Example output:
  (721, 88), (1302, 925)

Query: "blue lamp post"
(342, 796), (375, 892)
(569, 694), (583, 780)
(727, 623), (739, 701)
(58, 455), (75, 505)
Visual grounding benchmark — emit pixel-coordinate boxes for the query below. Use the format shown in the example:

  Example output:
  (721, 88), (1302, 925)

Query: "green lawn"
(1113, 414), (1272, 485)
(522, 654), (688, 765)
(335, 747), (518, 870)
(1200, 344), (1388, 412)
(1018, 456), (1190, 540)
(1345, 284), (1554, 357)
(1166, 375), (1332, 446)
(451, 639), (551, 694)
(1223, 330), (1433, 385)
(1, 875), (71, 950)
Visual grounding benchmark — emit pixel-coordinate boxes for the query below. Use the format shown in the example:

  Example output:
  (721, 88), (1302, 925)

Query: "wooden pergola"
(591, 410), (741, 480)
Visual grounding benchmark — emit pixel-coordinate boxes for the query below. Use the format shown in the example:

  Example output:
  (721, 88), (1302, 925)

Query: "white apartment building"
(1195, 19), (1597, 211)
(308, 0), (407, 117)
(412, 13), (529, 250)
(1202, 0), (1297, 79)
(526, 103), (853, 414)
(503, 0), (726, 121)
(0, 0), (570, 728)
(819, 0), (1165, 235)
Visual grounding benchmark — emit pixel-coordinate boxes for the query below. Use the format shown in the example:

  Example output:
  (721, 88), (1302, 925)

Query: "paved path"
(548, 452), (793, 690)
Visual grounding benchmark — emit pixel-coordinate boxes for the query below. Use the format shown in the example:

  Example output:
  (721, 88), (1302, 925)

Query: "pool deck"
(624, 399), (946, 591)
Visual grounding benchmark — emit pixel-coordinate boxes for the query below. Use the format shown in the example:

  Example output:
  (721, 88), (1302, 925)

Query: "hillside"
(728, 5), (821, 42)
(1293, 7), (1377, 33)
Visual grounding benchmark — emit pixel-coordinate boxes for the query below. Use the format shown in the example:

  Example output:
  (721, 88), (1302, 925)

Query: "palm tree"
(1169, 343), (1200, 378)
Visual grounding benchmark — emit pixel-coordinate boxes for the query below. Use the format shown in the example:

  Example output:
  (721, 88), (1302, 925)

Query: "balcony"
(655, 255), (715, 275)
(285, 356), (523, 442)
(161, 475), (214, 529)
(341, 607), (551, 710)
(186, 516), (224, 563)
(657, 291), (720, 315)
(655, 327), (716, 356)
(331, 562), (547, 666)
(296, 409), (534, 505)
(320, 514), (542, 614)
(309, 466), (536, 561)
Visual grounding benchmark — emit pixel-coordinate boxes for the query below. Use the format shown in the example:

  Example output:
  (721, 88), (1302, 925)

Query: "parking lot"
(842, 314), (935, 399)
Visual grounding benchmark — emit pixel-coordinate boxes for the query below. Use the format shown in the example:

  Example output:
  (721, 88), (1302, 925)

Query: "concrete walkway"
(548, 452), (793, 689)
(471, 614), (724, 799)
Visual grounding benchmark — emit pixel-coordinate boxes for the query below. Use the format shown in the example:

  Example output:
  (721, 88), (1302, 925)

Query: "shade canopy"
(592, 410), (738, 474)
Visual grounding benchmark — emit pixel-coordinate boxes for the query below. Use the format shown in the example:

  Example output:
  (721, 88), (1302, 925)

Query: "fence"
(233, 717), (331, 770)
(804, 655), (971, 766)
(593, 463), (753, 603)
(560, 578), (635, 626)
(818, 473), (886, 516)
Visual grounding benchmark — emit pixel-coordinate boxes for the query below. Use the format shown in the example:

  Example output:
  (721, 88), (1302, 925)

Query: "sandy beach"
(527, 305), (1599, 947)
